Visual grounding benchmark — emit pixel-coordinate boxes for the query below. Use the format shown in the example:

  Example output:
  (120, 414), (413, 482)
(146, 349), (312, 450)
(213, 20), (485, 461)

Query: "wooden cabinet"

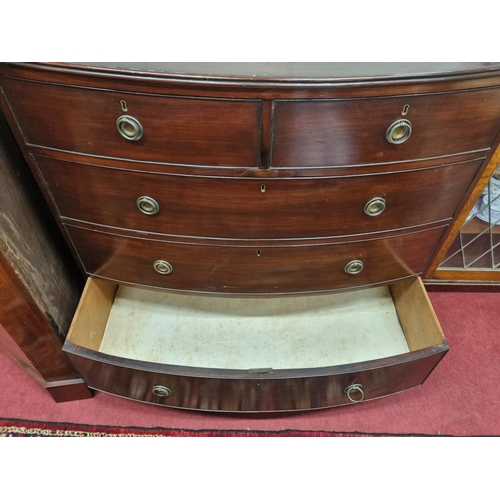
(425, 146), (500, 284)
(1, 62), (499, 411)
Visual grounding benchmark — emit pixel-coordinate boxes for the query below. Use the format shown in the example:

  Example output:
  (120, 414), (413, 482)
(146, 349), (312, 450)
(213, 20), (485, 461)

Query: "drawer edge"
(63, 339), (449, 380)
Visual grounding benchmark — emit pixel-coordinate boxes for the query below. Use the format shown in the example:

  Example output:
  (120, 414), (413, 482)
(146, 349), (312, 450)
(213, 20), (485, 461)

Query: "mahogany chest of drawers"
(2, 62), (499, 411)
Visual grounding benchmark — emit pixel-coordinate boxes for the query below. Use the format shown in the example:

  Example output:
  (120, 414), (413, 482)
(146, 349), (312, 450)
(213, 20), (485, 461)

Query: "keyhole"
(257, 250), (261, 257)
(401, 104), (410, 116)
(120, 100), (128, 112)
(260, 185), (266, 193)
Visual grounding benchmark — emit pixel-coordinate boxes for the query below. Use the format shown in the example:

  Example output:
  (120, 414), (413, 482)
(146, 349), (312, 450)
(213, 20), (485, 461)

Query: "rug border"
(0, 416), (477, 437)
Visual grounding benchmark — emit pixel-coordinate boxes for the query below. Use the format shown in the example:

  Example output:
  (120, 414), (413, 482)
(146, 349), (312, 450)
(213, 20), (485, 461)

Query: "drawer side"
(66, 278), (117, 350)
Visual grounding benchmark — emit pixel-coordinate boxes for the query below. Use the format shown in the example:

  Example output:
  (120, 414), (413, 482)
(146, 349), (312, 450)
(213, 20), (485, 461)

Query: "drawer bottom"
(63, 277), (448, 412)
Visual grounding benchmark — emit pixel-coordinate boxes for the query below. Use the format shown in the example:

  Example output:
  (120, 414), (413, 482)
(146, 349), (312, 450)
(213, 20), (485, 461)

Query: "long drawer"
(36, 155), (481, 239)
(65, 224), (446, 294)
(0, 79), (261, 167)
(272, 88), (500, 167)
(62, 277), (449, 412)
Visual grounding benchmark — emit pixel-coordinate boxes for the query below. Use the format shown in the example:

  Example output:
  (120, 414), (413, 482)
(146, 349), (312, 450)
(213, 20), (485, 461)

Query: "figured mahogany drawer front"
(272, 88), (500, 167)
(65, 224), (445, 294)
(62, 277), (448, 412)
(1, 80), (260, 167)
(37, 156), (481, 239)
(64, 351), (446, 412)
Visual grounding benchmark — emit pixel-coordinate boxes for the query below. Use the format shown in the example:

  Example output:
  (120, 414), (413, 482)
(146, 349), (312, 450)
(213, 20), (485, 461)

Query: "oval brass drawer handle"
(344, 260), (364, 275)
(344, 383), (364, 403)
(137, 196), (160, 215)
(116, 115), (144, 141)
(386, 119), (412, 144)
(364, 197), (386, 216)
(154, 260), (173, 275)
(152, 385), (172, 398)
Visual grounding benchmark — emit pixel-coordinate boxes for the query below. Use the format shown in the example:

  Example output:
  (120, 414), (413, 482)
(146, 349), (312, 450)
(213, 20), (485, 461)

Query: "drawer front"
(272, 88), (500, 167)
(64, 347), (447, 412)
(65, 225), (446, 294)
(1, 79), (260, 167)
(37, 155), (481, 239)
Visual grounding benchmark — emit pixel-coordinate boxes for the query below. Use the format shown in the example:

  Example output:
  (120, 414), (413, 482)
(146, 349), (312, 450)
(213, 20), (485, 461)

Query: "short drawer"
(272, 88), (500, 167)
(65, 224), (446, 294)
(37, 155), (481, 239)
(1, 79), (260, 167)
(63, 277), (448, 412)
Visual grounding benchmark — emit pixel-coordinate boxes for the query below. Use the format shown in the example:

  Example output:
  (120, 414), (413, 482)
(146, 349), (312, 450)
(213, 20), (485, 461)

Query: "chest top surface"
(36, 61), (500, 80)
(2, 62), (500, 94)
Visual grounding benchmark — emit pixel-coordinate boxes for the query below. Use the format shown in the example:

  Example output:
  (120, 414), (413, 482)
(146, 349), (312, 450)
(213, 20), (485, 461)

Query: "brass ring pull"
(153, 260), (173, 275)
(116, 115), (144, 141)
(152, 385), (172, 397)
(386, 119), (412, 144)
(344, 383), (364, 403)
(364, 197), (386, 217)
(137, 196), (160, 215)
(344, 260), (364, 275)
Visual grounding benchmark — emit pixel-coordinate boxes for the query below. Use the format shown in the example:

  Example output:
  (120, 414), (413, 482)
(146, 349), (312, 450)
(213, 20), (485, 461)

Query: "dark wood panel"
(0, 251), (90, 396)
(31, 146), (487, 177)
(272, 88), (500, 167)
(0, 112), (83, 340)
(0, 109), (90, 402)
(64, 344), (447, 412)
(65, 225), (446, 294)
(36, 155), (481, 239)
(1, 79), (261, 167)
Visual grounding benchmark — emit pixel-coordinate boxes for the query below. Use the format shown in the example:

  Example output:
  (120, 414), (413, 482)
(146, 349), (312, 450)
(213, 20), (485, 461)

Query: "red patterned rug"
(0, 417), (445, 437)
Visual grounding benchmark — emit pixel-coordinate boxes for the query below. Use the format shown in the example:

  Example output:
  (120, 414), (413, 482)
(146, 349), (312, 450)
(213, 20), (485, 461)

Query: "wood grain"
(0, 108), (91, 401)
(390, 278), (447, 351)
(0, 250), (91, 398)
(1, 62), (495, 410)
(62, 275), (448, 412)
(0, 78), (261, 167)
(66, 278), (117, 350)
(3, 63), (500, 100)
(272, 89), (500, 167)
(64, 224), (446, 295)
(0, 111), (83, 340)
(35, 155), (481, 240)
(64, 342), (447, 412)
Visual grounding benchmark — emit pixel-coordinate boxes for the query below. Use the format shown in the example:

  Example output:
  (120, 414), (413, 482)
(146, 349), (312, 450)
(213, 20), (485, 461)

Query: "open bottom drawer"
(63, 277), (448, 412)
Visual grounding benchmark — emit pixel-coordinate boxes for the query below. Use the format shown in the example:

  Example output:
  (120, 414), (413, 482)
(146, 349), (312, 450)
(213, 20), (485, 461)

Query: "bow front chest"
(2, 62), (499, 411)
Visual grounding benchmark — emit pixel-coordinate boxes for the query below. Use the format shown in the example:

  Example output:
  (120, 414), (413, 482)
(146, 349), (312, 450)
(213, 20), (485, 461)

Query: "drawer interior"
(66, 277), (445, 370)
